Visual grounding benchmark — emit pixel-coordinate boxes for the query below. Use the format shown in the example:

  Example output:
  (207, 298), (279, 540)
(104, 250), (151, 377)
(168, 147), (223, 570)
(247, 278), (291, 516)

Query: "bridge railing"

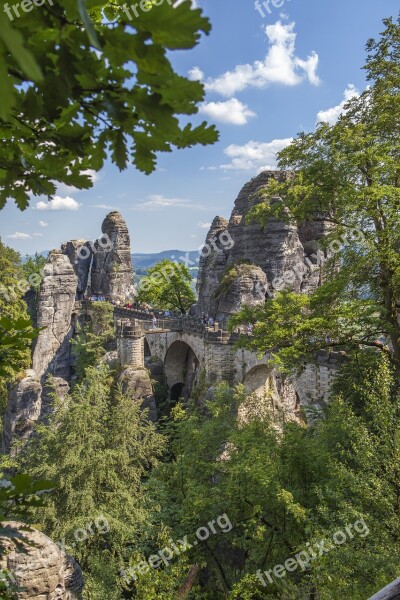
(114, 307), (241, 343)
(368, 577), (400, 599)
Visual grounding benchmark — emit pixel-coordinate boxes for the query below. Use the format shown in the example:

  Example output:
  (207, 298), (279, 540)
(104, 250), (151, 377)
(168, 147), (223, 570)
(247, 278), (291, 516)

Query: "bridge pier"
(118, 320), (144, 369)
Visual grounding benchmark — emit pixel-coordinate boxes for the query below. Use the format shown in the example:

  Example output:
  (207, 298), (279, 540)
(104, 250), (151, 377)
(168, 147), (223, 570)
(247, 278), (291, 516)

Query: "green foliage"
(21, 253), (46, 299)
(0, 239), (29, 319)
(71, 301), (115, 381)
(0, 0), (218, 210)
(17, 364), (165, 598)
(216, 263), (256, 298)
(233, 17), (400, 375)
(0, 316), (39, 379)
(0, 474), (54, 524)
(148, 357), (400, 599)
(0, 240), (37, 418)
(137, 259), (196, 314)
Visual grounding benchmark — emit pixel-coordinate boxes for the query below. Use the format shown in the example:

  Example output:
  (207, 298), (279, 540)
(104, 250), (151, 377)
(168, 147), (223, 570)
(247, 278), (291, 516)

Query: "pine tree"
(18, 365), (165, 598)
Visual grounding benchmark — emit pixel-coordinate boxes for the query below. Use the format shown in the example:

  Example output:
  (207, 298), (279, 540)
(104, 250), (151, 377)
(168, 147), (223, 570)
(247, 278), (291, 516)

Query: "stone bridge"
(114, 307), (342, 411)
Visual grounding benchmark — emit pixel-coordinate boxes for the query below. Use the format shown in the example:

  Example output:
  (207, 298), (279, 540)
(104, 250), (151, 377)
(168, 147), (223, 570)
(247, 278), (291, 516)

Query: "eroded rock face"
(91, 211), (133, 301)
(2, 370), (42, 454)
(32, 251), (78, 381)
(61, 240), (93, 300)
(0, 522), (84, 599)
(195, 171), (329, 321)
(3, 212), (136, 453)
(214, 264), (268, 318)
(119, 367), (157, 422)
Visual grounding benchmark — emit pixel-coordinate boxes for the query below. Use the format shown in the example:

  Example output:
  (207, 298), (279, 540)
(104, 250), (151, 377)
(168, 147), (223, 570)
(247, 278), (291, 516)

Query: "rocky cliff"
(195, 171), (330, 321)
(0, 522), (84, 599)
(32, 250), (78, 381)
(3, 212), (134, 453)
(91, 211), (134, 301)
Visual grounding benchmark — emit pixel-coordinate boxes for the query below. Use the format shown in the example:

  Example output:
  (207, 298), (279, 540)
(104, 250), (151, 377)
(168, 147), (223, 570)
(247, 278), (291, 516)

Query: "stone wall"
(144, 329), (340, 416)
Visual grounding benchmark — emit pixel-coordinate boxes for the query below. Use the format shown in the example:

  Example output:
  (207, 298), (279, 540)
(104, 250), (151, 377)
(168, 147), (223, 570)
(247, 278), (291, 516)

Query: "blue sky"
(1, 0), (398, 255)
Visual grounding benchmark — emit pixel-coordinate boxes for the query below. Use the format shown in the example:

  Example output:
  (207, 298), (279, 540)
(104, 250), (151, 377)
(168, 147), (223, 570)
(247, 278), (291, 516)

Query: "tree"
(0, 240), (31, 321)
(17, 364), (165, 597)
(148, 360), (400, 599)
(21, 253), (47, 323)
(0, 240), (38, 416)
(231, 17), (400, 376)
(71, 300), (115, 381)
(0, 0), (218, 210)
(137, 260), (196, 314)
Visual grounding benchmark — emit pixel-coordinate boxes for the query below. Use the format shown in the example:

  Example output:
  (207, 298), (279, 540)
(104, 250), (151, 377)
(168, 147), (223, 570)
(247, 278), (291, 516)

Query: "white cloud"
(197, 221), (211, 229)
(205, 20), (320, 97)
(35, 196), (81, 211)
(81, 169), (100, 183)
(33, 233), (43, 237)
(221, 138), (293, 171)
(199, 98), (256, 125)
(131, 194), (204, 211)
(39, 220), (48, 227)
(91, 204), (117, 209)
(7, 232), (32, 240)
(188, 66), (204, 81)
(316, 84), (360, 125)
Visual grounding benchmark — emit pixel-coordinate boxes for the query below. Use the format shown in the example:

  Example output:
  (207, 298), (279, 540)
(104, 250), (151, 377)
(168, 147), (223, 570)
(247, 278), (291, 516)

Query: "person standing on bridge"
(152, 314), (157, 330)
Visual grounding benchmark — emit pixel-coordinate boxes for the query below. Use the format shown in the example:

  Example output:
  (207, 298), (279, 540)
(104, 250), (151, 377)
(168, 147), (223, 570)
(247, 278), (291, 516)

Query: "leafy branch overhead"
(0, 0), (219, 210)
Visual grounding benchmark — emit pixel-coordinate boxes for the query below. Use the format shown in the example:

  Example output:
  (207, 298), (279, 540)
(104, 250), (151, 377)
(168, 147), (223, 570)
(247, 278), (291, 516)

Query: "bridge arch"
(164, 340), (201, 401)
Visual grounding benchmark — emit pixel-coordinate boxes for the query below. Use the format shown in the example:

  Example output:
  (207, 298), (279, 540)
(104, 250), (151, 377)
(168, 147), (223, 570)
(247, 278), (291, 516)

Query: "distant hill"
(26, 249), (200, 272)
(132, 250), (199, 270)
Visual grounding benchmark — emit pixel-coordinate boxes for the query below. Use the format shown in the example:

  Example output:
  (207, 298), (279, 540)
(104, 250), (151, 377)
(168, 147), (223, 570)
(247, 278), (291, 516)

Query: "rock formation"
(32, 251), (78, 381)
(0, 522), (84, 599)
(195, 171), (330, 322)
(3, 212), (134, 453)
(61, 240), (93, 300)
(2, 370), (42, 454)
(91, 211), (134, 301)
(119, 367), (157, 422)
